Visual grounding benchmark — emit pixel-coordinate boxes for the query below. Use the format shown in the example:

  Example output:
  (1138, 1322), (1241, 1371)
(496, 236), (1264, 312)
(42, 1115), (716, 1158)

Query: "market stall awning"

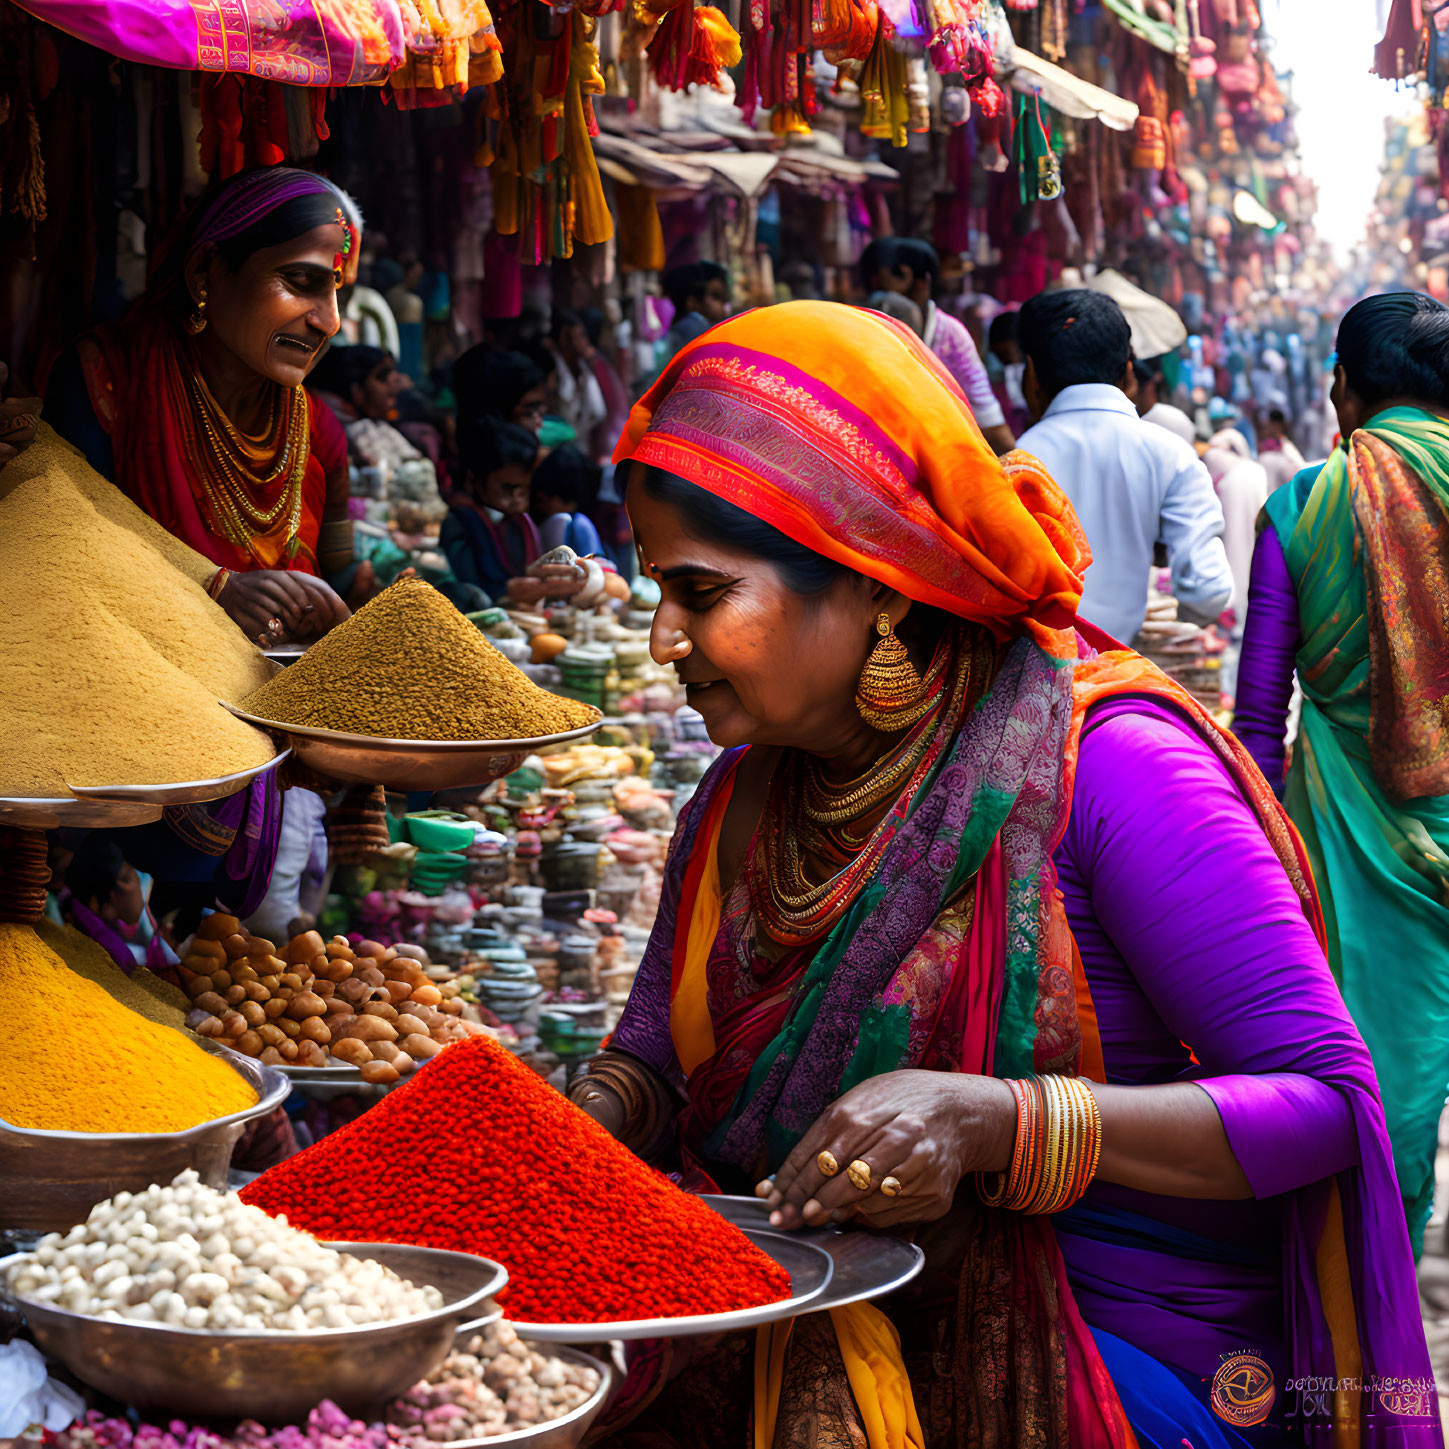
(999, 46), (1139, 132)
(591, 134), (715, 193)
(13, 0), (406, 85)
(1087, 269), (1188, 358)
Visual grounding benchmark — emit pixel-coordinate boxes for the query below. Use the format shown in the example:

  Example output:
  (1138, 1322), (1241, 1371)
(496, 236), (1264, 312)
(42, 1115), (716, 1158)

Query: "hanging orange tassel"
(686, 6), (742, 86)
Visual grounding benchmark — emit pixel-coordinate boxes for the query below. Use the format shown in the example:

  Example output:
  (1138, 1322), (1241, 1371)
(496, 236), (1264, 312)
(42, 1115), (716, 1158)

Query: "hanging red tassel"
(646, 0), (695, 90)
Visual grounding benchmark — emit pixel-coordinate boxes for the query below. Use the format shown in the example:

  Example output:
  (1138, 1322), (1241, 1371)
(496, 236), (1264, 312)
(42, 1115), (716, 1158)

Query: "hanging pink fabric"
(11, 0), (406, 84)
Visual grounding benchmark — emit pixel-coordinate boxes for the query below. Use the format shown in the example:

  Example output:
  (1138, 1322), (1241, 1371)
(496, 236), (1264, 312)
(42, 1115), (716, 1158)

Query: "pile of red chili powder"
(240, 1035), (792, 1323)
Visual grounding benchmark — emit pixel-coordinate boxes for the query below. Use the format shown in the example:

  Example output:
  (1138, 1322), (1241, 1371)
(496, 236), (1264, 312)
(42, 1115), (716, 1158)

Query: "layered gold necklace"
(180, 357), (309, 555)
(751, 625), (994, 945)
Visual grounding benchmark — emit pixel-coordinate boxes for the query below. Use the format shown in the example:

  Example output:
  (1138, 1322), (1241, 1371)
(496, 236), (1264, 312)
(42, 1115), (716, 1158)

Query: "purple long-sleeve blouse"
(1053, 698), (1357, 1382)
(1232, 527), (1300, 794)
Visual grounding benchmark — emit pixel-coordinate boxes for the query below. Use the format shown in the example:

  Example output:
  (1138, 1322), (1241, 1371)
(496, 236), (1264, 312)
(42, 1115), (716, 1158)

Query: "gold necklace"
(180, 364), (309, 553)
(750, 626), (990, 942)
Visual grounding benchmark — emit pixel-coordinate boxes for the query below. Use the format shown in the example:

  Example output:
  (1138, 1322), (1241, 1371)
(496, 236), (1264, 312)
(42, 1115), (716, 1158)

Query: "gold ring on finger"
(816, 1150), (839, 1178)
(846, 1159), (872, 1192)
(880, 1176), (904, 1197)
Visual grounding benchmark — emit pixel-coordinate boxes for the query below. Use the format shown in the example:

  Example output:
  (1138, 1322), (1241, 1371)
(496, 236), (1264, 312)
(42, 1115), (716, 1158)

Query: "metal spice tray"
(220, 705), (602, 791)
(699, 1196), (925, 1313)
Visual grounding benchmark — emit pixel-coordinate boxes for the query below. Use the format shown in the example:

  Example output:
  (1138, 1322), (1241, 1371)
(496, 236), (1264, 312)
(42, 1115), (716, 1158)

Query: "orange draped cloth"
(616, 300), (1090, 649)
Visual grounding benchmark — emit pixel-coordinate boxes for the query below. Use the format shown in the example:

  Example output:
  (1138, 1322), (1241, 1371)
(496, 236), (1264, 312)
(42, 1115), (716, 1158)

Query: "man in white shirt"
(1016, 290), (1233, 644)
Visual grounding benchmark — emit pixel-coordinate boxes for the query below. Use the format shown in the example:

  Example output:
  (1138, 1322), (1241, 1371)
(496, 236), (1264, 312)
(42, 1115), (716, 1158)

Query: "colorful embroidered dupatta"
(1264, 409), (1449, 1250)
(629, 631), (1137, 1449)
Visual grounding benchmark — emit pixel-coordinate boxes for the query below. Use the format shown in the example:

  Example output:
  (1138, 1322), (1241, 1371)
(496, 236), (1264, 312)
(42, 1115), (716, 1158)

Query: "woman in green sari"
(1234, 291), (1449, 1252)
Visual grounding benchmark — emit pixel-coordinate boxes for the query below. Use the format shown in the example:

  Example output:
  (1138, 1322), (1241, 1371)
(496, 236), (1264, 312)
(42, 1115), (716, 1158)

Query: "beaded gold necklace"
(750, 625), (994, 945)
(179, 357), (309, 556)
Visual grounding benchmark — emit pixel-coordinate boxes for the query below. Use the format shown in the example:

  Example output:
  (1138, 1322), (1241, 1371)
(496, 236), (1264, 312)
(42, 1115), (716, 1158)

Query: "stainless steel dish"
(507, 1228), (833, 1343)
(0, 795), (162, 829)
(221, 705), (602, 791)
(0, 1044), (288, 1233)
(0, 1242), (509, 1423)
(444, 1340), (611, 1449)
(700, 1196), (924, 1311)
(65, 750), (291, 806)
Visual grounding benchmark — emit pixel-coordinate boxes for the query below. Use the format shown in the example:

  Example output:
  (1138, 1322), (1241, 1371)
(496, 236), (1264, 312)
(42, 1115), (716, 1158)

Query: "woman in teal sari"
(1235, 291), (1449, 1252)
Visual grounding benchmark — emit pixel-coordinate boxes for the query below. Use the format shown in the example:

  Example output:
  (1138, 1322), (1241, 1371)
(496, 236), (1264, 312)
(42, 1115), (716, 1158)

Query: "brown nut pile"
(180, 920), (488, 1080)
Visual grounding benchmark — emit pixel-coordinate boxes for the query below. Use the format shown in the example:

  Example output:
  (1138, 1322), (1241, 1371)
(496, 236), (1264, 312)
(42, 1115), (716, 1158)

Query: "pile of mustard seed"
(0, 428), (276, 797)
(241, 578), (600, 741)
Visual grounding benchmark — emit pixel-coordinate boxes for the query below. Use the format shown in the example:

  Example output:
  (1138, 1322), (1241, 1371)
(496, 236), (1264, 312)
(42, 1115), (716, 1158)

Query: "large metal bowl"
(221, 705), (601, 791)
(0, 1241), (508, 1423)
(444, 1340), (612, 1449)
(0, 1043), (289, 1233)
(0, 795), (163, 829)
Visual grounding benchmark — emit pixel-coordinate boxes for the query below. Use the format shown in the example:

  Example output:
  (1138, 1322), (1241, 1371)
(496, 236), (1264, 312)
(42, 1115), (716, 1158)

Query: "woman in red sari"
(48, 167), (364, 644)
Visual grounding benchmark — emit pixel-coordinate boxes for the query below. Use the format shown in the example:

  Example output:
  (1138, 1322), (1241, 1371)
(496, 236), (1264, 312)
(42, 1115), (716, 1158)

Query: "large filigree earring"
(185, 284), (209, 336)
(856, 612), (929, 729)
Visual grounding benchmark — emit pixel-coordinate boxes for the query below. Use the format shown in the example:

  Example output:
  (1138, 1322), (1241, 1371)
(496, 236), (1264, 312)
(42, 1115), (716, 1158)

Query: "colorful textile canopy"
(11, 0), (497, 89)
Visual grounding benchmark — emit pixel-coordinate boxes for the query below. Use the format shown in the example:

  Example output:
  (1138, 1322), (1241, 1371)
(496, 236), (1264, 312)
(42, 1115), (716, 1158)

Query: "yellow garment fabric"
(670, 805), (721, 1076)
(674, 794), (920, 1447)
(753, 1305), (925, 1449)
(1313, 1182), (1363, 1448)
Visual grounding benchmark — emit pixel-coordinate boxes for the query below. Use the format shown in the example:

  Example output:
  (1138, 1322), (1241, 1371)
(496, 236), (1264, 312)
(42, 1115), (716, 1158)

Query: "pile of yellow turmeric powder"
(34, 918), (190, 1033)
(0, 923), (257, 1133)
(0, 425), (277, 798)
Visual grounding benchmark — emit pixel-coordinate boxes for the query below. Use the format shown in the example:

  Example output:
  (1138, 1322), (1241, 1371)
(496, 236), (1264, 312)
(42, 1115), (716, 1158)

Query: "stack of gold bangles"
(978, 1074), (1102, 1214)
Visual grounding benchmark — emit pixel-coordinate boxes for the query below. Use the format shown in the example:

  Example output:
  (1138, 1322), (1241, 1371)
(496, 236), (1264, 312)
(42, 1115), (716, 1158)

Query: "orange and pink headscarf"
(615, 300), (1090, 647)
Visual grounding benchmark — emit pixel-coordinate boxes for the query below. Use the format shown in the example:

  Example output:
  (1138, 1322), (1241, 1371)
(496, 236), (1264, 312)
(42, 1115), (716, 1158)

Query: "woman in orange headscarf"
(572, 304), (1435, 1448)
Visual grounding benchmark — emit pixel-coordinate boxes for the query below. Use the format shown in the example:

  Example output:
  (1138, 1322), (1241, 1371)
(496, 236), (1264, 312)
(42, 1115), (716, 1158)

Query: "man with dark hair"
(1133, 355), (1197, 444)
(661, 262), (730, 362)
(1017, 289), (1231, 644)
(860, 238), (1015, 455)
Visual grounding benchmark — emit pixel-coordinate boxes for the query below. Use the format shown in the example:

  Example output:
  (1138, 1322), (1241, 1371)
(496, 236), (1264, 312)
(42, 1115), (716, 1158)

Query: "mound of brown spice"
(0, 427), (277, 797)
(240, 578), (600, 741)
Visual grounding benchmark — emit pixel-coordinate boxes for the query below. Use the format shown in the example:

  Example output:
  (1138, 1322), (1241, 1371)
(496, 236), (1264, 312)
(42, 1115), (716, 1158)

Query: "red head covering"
(615, 300), (1089, 645)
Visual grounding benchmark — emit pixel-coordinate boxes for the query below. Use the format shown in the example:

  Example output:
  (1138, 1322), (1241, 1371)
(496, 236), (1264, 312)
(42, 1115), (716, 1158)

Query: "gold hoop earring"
(856, 612), (928, 730)
(186, 286), (209, 336)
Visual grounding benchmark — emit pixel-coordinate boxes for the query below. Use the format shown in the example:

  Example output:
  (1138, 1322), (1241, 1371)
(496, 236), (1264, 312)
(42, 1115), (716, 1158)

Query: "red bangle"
(207, 567), (231, 601)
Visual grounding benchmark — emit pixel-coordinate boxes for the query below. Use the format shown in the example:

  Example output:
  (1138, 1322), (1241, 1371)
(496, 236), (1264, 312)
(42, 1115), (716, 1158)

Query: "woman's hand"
(761, 1071), (1017, 1230)
(218, 570), (350, 645)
